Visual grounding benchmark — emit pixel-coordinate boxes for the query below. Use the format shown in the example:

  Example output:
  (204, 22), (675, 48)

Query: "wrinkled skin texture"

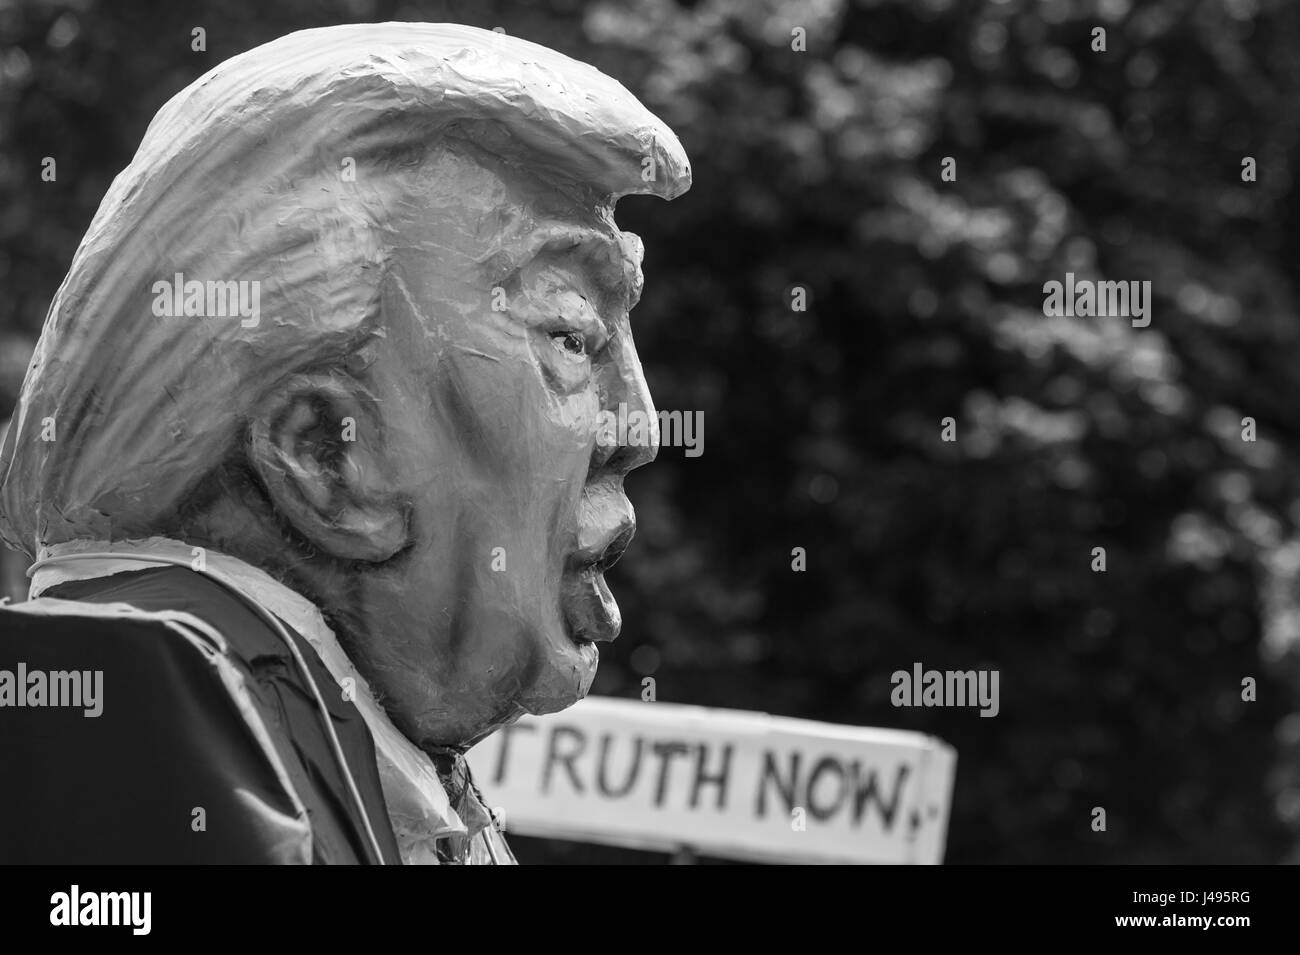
(0, 23), (689, 761)
(206, 145), (659, 748)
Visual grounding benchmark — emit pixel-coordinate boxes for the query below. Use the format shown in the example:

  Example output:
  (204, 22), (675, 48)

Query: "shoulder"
(0, 595), (314, 863)
(3, 592), (230, 660)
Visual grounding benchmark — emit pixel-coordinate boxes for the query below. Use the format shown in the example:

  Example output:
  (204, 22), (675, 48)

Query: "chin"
(517, 630), (600, 717)
(433, 650), (596, 748)
(385, 614), (602, 746)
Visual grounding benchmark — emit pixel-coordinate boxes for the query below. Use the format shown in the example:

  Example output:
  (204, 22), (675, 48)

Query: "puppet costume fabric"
(0, 539), (514, 865)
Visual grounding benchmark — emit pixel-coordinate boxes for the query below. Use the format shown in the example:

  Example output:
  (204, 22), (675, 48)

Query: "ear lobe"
(248, 374), (409, 562)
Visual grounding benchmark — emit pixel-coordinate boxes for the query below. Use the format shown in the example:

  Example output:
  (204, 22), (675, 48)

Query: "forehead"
(379, 145), (650, 317)
(391, 144), (645, 303)
(501, 222), (645, 305)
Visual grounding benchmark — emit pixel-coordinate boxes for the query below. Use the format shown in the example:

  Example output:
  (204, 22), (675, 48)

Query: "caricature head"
(0, 24), (690, 747)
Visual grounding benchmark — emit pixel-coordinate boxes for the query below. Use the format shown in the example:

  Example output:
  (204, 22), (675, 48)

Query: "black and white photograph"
(0, 0), (1288, 934)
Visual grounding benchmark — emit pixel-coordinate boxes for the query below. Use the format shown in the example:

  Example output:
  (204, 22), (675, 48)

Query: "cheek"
(546, 387), (602, 462)
(381, 541), (542, 671)
(443, 329), (599, 479)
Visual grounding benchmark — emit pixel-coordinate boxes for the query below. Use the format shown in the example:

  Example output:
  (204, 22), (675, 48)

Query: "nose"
(590, 329), (658, 475)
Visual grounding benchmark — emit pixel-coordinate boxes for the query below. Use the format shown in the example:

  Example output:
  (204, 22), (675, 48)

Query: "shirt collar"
(29, 536), (474, 864)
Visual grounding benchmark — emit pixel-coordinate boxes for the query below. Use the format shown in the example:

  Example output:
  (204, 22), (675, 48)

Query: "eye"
(551, 330), (589, 361)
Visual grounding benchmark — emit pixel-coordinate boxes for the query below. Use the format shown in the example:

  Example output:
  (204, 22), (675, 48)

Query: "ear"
(248, 372), (409, 562)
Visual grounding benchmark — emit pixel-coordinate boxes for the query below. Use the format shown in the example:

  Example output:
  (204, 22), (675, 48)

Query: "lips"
(569, 523), (634, 574)
(562, 486), (636, 644)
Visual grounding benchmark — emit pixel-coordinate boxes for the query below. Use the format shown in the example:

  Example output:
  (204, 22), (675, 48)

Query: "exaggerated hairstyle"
(0, 22), (690, 558)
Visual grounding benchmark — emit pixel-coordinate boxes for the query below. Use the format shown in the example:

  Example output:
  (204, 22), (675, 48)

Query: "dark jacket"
(0, 566), (403, 863)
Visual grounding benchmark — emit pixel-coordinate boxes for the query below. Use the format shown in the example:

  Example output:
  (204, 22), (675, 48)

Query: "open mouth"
(562, 519), (635, 645)
(570, 523), (635, 576)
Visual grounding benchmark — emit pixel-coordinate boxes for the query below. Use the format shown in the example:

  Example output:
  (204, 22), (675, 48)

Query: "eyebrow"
(508, 225), (640, 311)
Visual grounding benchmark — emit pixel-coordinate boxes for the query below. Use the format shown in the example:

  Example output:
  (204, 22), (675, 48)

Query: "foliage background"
(2, 0), (1298, 863)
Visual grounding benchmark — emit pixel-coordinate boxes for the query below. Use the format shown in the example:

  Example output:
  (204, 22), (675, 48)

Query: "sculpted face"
(0, 24), (690, 756)
(312, 146), (658, 747)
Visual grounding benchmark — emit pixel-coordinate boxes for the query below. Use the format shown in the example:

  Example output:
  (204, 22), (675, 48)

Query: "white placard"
(467, 696), (956, 864)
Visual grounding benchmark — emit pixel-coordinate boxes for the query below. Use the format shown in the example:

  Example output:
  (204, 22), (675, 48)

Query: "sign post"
(467, 696), (956, 864)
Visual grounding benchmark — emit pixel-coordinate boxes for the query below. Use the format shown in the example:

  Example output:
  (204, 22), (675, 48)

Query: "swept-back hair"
(0, 22), (689, 557)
